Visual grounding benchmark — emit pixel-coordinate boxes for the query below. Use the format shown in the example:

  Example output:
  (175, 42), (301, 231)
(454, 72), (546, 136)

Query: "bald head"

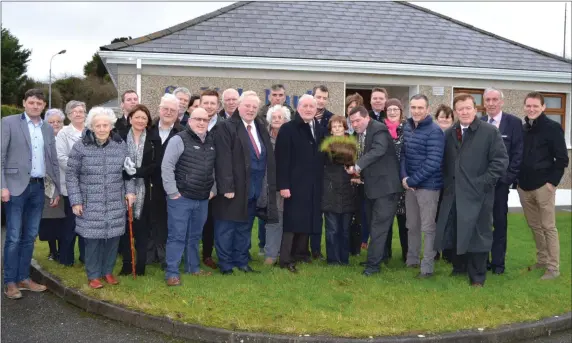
(189, 107), (209, 134)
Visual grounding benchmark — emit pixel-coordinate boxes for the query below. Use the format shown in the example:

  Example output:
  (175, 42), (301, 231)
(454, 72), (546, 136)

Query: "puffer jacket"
(400, 115), (445, 190)
(66, 130), (135, 239)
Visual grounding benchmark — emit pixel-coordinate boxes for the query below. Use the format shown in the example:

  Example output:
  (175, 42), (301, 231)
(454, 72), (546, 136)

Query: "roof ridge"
(100, 1), (252, 51)
(399, 1), (572, 65)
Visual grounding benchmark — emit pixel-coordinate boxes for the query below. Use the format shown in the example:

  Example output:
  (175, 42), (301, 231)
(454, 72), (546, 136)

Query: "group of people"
(1, 83), (568, 298)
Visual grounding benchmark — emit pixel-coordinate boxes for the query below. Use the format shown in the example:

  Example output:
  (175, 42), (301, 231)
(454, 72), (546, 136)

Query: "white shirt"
(158, 120), (175, 144)
(208, 115), (218, 132)
(242, 119), (261, 153)
(487, 111), (502, 129)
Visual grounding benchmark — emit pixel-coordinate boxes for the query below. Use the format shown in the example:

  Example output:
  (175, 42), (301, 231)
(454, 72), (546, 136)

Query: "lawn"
(33, 213), (571, 338)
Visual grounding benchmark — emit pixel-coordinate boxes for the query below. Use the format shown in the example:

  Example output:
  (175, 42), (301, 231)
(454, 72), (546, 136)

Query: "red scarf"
(384, 119), (399, 139)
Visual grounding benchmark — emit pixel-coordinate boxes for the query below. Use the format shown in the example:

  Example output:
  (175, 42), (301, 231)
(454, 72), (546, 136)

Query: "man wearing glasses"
(161, 107), (217, 286)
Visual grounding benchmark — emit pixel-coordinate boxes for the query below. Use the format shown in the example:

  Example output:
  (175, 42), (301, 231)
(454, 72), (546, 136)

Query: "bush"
(1, 105), (23, 117)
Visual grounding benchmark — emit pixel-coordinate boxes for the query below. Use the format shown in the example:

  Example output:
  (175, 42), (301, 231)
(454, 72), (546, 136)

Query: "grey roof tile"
(100, 1), (571, 72)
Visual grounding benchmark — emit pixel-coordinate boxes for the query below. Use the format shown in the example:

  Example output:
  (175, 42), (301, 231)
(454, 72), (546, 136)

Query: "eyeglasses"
(191, 117), (210, 124)
(387, 108), (401, 113)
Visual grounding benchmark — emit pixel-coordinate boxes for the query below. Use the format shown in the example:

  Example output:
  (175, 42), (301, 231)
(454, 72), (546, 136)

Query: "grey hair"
(238, 90), (260, 105)
(160, 93), (180, 107)
(484, 87), (504, 99)
(297, 94), (317, 107)
(173, 87), (191, 100)
(85, 107), (117, 130)
(266, 104), (291, 123)
(222, 88), (239, 101)
(65, 100), (86, 116)
(45, 108), (65, 121)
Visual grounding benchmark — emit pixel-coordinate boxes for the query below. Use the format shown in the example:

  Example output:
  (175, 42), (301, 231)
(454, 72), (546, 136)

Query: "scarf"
(384, 119), (399, 139)
(315, 108), (325, 121)
(126, 129), (146, 220)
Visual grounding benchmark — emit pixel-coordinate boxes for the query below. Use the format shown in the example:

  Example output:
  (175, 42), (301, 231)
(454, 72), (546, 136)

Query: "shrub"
(1, 105), (23, 118)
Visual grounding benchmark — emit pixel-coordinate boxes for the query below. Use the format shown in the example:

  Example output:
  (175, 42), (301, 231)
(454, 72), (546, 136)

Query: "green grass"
(33, 213), (572, 338)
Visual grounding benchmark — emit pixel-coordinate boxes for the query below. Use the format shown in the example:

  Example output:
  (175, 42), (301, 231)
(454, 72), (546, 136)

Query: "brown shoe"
(191, 270), (212, 276)
(17, 279), (47, 292)
(263, 257), (276, 265)
(471, 282), (484, 288)
(166, 277), (181, 286)
(104, 274), (119, 285)
(540, 269), (560, 280)
(4, 283), (23, 299)
(203, 257), (218, 269)
(528, 263), (546, 271)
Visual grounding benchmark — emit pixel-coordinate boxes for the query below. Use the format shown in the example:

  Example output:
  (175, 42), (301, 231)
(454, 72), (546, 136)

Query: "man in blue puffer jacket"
(400, 94), (445, 278)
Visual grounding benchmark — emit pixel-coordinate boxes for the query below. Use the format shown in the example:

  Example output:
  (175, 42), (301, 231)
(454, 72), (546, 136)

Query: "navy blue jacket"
(480, 112), (523, 185)
(400, 115), (445, 190)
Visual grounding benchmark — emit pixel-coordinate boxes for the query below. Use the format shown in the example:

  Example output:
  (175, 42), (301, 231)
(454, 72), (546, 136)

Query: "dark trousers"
(382, 213), (408, 262)
(309, 216), (324, 254)
(201, 200), (215, 260)
(279, 232), (310, 267)
(59, 196), (85, 266)
(324, 212), (352, 265)
(214, 198), (256, 272)
(364, 194), (398, 273)
(361, 198), (370, 244)
(120, 216), (149, 274)
(257, 218), (266, 250)
(349, 213), (362, 256)
(489, 182), (510, 273)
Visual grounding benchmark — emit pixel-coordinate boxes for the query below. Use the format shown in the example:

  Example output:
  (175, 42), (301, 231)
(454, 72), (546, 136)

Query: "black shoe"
(119, 264), (132, 276)
(359, 261), (367, 266)
(47, 253), (56, 261)
(281, 263), (298, 273)
(415, 272), (433, 279)
(238, 265), (260, 273)
(312, 252), (325, 260)
(221, 269), (234, 275)
(450, 270), (467, 277)
(362, 269), (379, 277)
(492, 268), (504, 275)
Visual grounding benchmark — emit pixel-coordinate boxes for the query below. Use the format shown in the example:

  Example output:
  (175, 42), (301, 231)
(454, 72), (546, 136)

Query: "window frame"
(452, 88), (486, 117)
(539, 92), (566, 130)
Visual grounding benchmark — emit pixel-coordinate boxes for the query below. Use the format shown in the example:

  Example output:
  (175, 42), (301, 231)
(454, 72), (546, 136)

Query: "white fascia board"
(98, 51), (572, 84)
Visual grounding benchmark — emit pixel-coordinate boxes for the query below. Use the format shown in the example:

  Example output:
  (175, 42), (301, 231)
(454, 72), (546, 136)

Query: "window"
(453, 88), (485, 117)
(540, 92), (566, 130)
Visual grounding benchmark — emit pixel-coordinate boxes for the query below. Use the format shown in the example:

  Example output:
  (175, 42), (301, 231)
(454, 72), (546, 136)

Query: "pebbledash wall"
(115, 64), (572, 190)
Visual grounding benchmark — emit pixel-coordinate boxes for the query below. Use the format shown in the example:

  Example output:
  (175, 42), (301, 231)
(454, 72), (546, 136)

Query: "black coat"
(275, 115), (325, 233)
(115, 116), (129, 133)
(356, 119), (402, 199)
(435, 119), (509, 254)
(518, 113), (569, 191)
(212, 112), (278, 223)
(368, 109), (387, 122)
(321, 155), (356, 213)
(119, 127), (163, 216)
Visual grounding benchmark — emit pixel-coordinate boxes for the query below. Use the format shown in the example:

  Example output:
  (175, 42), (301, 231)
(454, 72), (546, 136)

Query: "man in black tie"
(481, 87), (523, 275)
(346, 106), (402, 276)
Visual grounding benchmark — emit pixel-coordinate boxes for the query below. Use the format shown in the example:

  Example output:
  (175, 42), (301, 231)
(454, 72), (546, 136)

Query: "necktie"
(462, 127), (468, 141)
(488, 117), (495, 124)
(247, 125), (260, 158)
(358, 133), (365, 157)
(309, 122), (315, 139)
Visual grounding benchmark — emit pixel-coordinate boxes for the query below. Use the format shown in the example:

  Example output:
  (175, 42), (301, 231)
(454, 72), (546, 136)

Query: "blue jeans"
(165, 196), (208, 278)
(324, 212), (352, 264)
(84, 237), (120, 280)
(310, 215), (324, 254)
(215, 199), (256, 272)
(3, 182), (45, 285)
(258, 218), (266, 250)
(59, 196), (85, 266)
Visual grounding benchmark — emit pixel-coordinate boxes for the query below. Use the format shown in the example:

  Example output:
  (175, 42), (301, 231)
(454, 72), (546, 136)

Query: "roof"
(101, 1), (572, 73)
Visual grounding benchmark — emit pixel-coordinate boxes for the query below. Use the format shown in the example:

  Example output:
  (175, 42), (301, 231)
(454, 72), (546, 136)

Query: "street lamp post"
(49, 49), (67, 108)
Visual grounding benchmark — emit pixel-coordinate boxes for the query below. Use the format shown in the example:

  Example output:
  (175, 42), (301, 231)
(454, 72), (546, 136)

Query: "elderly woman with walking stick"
(66, 107), (136, 289)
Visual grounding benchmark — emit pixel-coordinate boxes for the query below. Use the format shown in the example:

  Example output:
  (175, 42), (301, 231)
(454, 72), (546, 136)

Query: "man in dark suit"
(115, 90), (139, 132)
(368, 87), (388, 122)
(481, 87), (524, 275)
(219, 88), (239, 119)
(213, 91), (278, 275)
(2, 89), (61, 299)
(276, 95), (325, 272)
(173, 87), (192, 127)
(346, 105), (402, 276)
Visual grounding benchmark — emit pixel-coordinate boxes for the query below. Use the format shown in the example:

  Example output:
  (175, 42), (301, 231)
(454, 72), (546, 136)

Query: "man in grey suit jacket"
(1, 89), (61, 299)
(346, 106), (403, 276)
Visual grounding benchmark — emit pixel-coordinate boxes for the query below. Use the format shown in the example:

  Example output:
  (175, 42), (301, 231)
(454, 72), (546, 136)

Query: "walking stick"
(127, 203), (136, 280)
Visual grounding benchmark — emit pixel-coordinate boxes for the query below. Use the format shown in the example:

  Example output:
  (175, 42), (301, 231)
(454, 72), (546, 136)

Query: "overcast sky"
(2, 1), (570, 82)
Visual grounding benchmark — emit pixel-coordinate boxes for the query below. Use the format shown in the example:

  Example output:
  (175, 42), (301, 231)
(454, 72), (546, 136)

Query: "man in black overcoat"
(435, 93), (508, 287)
(275, 94), (325, 273)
